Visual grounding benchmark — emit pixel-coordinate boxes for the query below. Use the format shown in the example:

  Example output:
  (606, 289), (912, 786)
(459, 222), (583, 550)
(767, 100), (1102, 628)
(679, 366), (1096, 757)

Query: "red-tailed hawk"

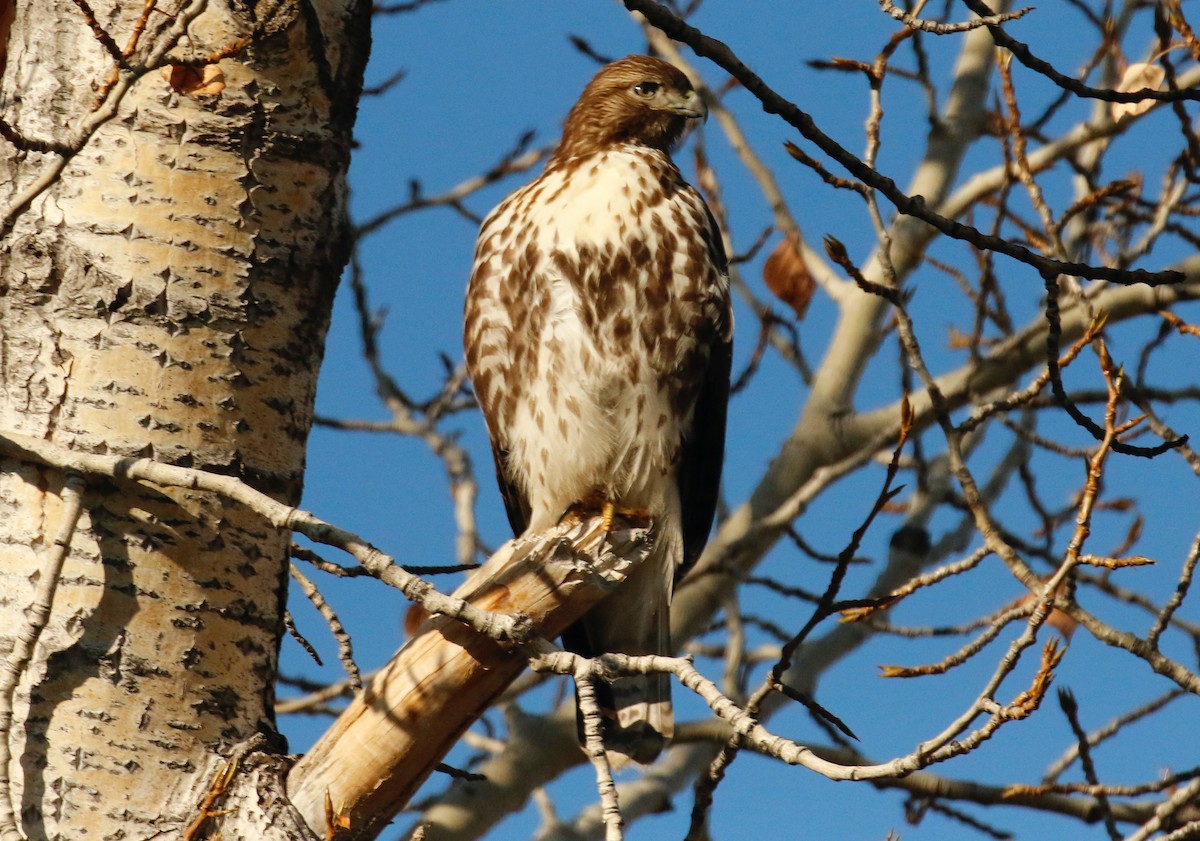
(464, 55), (731, 766)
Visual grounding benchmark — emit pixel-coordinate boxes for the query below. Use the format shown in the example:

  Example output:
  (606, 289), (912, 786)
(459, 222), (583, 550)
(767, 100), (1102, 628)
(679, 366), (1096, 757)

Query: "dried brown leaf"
(403, 603), (430, 637)
(1014, 580), (1078, 641)
(762, 233), (816, 319)
(1045, 606), (1078, 641)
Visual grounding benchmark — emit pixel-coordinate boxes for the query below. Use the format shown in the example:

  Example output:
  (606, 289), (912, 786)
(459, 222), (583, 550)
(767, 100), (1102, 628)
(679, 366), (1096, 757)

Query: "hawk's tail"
(561, 537), (674, 769)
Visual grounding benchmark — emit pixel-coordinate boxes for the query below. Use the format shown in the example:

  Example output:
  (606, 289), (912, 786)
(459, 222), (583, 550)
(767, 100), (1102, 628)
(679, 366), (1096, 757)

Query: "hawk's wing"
(465, 191), (538, 540)
(677, 204), (732, 577)
(677, 325), (730, 575)
(491, 443), (530, 537)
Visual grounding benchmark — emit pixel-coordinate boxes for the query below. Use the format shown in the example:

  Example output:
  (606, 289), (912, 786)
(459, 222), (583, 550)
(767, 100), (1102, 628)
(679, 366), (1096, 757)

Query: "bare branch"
(623, 0), (1184, 286)
(959, 0), (1200, 103)
(355, 137), (548, 238)
(1057, 689), (1121, 840)
(288, 564), (363, 691)
(1, 0), (211, 234)
(1147, 529), (1200, 649)
(878, 0), (1032, 35)
(573, 673), (624, 841)
(0, 474), (86, 841)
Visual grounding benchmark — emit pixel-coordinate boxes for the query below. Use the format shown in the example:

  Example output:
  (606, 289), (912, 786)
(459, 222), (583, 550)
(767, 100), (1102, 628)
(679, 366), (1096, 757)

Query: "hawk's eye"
(633, 81), (660, 98)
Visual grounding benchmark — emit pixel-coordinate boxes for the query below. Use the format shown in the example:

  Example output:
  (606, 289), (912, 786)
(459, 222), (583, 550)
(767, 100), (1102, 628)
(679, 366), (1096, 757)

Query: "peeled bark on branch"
(287, 516), (652, 841)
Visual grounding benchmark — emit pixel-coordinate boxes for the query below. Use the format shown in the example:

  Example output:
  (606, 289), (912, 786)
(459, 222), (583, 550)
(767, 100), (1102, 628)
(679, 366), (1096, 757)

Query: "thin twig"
(1122, 776), (1200, 841)
(70, 0), (127, 64)
(1147, 529), (1200, 650)
(878, 0), (1032, 34)
(289, 564), (363, 690)
(0, 474), (86, 841)
(354, 138), (547, 237)
(284, 611), (324, 667)
(574, 673), (624, 841)
(1057, 689), (1120, 840)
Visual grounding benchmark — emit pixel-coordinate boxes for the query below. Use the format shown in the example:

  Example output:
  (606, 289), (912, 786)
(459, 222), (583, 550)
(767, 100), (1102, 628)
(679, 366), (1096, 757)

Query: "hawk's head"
(554, 55), (706, 162)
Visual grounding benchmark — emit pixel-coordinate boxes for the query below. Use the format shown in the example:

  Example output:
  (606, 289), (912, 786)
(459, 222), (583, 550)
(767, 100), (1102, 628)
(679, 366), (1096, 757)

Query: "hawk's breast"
(467, 146), (726, 531)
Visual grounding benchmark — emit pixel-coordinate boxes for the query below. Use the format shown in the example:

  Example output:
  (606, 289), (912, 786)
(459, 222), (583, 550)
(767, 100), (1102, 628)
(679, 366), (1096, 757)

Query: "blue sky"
(282, 3), (1200, 839)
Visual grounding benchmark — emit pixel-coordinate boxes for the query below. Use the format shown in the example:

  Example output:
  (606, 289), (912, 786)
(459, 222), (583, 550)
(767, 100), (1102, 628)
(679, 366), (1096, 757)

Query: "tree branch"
(0, 474), (86, 841)
(286, 517), (652, 840)
(622, 0), (1184, 286)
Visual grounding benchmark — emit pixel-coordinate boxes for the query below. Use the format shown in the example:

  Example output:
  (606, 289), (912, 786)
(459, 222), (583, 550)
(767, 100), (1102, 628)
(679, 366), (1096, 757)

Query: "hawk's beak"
(669, 89), (707, 122)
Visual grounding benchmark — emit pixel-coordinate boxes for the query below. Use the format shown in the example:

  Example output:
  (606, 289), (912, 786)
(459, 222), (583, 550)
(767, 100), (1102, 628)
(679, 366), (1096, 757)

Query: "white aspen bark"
(0, 1), (368, 838)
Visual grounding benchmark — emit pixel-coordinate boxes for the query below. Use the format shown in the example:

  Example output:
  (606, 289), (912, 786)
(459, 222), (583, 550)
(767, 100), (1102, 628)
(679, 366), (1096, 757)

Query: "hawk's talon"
(556, 498), (650, 536)
(600, 500), (651, 535)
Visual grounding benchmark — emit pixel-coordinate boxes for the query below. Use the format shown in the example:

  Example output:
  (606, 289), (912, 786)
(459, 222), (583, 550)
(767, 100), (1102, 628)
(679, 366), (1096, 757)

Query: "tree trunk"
(0, 1), (369, 838)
